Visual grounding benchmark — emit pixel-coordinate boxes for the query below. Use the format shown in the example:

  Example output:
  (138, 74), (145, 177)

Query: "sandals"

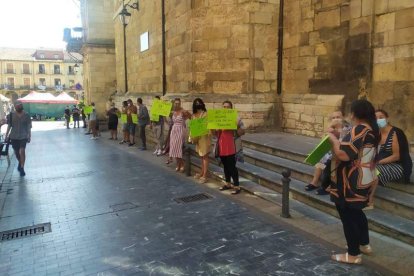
(194, 173), (201, 179)
(331, 253), (362, 264)
(198, 177), (207, 184)
(231, 187), (241, 195)
(219, 184), (232, 191)
(305, 184), (319, 191)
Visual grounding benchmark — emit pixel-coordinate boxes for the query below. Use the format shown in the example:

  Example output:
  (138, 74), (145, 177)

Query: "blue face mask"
(377, 118), (387, 128)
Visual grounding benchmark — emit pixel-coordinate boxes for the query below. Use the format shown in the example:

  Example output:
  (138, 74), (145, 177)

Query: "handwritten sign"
(84, 106), (93, 115)
(207, 109), (238, 130)
(151, 99), (172, 116)
(189, 117), (209, 138)
(121, 114), (127, 124)
(304, 136), (331, 166)
(131, 114), (138, 124)
(150, 112), (159, 122)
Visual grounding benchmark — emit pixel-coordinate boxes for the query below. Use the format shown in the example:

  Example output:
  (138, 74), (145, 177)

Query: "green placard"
(121, 114), (127, 123)
(150, 112), (159, 122)
(151, 99), (172, 116)
(84, 106), (93, 115)
(207, 109), (238, 130)
(189, 117), (209, 138)
(304, 136), (331, 166)
(131, 114), (138, 124)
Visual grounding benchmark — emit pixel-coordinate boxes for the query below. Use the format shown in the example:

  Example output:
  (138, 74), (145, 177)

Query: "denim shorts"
(127, 123), (136, 135)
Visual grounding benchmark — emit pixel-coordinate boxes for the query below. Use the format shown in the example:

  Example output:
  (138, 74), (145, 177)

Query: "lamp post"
(118, 1), (139, 94)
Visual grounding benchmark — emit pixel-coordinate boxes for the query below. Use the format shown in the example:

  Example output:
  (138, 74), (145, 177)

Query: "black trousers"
(336, 204), (369, 256)
(220, 155), (239, 186)
(139, 125), (146, 148)
(321, 159), (332, 190)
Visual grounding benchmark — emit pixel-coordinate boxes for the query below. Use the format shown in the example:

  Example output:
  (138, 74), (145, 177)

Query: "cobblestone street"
(0, 125), (386, 275)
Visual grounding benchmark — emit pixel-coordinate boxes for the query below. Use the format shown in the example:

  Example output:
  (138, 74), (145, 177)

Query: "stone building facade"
(79, 0), (414, 141)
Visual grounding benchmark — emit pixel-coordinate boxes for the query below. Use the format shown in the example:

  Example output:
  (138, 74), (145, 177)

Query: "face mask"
(195, 103), (203, 110)
(377, 118), (387, 128)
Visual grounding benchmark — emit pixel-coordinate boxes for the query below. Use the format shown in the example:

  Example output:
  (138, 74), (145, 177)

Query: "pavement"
(0, 123), (391, 275)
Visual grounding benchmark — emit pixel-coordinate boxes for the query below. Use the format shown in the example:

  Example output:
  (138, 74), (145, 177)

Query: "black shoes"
(17, 165), (25, 176)
(316, 187), (329, 195)
(305, 184), (318, 191)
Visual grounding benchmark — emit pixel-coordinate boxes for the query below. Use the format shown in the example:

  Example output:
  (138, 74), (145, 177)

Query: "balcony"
(5, 69), (15, 74)
(22, 70), (31, 74)
(20, 85), (32, 90)
(37, 71), (46, 74)
(53, 71), (62, 75)
(1, 84), (15, 90)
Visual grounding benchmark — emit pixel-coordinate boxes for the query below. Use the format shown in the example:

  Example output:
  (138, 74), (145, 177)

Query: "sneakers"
(90, 136), (98, 140)
(156, 150), (162, 156)
(153, 149), (158, 155)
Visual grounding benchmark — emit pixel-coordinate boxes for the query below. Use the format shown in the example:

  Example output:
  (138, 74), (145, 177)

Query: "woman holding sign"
(169, 98), (191, 172)
(216, 101), (245, 194)
(328, 99), (379, 264)
(191, 98), (211, 184)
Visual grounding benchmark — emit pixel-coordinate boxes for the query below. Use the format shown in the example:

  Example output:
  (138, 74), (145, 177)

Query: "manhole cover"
(174, 193), (213, 204)
(0, 223), (51, 242)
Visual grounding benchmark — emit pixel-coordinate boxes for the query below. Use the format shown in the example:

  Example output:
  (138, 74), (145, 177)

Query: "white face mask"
(377, 118), (387, 128)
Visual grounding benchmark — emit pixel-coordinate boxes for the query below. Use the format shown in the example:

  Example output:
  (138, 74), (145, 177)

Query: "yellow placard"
(304, 136), (331, 166)
(84, 106), (93, 115)
(131, 114), (138, 124)
(207, 109), (238, 130)
(121, 114), (127, 123)
(150, 112), (159, 122)
(189, 117), (209, 138)
(151, 99), (172, 117)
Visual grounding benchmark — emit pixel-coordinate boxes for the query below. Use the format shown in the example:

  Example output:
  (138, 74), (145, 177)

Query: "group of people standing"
(64, 105), (87, 129)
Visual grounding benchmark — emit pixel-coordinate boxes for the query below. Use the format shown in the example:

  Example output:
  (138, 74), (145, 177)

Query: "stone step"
(191, 157), (414, 246)
(242, 147), (414, 220)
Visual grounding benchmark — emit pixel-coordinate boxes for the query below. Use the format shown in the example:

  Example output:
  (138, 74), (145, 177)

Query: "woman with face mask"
(190, 98), (211, 183)
(375, 109), (412, 186)
(169, 98), (191, 172)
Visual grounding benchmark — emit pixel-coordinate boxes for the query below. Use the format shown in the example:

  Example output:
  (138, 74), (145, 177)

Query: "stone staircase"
(192, 131), (414, 246)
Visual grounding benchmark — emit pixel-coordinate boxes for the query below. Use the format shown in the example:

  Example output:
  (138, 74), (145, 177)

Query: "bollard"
(184, 146), (191, 177)
(281, 169), (291, 218)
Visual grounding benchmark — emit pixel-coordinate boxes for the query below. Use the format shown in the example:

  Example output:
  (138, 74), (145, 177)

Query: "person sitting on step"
(305, 111), (351, 194)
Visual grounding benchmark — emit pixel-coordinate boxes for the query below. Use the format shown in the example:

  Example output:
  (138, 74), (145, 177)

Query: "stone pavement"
(0, 124), (389, 275)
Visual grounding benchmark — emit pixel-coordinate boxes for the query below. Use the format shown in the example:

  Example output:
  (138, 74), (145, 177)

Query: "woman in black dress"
(107, 104), (119, 140)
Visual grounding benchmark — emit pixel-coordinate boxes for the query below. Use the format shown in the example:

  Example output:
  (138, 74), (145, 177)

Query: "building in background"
(0, 48), (83, 103)
(73, 0), (414, 142)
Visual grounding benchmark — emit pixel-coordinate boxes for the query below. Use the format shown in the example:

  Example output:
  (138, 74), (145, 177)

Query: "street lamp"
(119, 0), (139, 94)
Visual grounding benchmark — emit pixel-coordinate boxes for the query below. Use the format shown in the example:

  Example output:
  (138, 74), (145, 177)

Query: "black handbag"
(0, 142), (9, 156)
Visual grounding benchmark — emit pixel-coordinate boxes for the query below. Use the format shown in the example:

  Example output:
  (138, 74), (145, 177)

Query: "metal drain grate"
(1, 223), (51, 241)
(174, 193), (213, 204)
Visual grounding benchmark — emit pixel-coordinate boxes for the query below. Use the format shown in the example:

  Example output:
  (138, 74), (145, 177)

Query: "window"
(54, 65), (61, 74)
(6, 63), (14, 74)
(54, 79), (61, 86)
(7, 78), (15, 88)
(23, 64), (30, 74)
(39, 64), (45, 74)
(23, 78), (30, 88)
(68, 66), (74, 75)
(69, 80), (75, 88)
(39, 78), (46, 85)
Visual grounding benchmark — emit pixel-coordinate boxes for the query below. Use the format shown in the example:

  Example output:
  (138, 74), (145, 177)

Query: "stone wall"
(282, 94), (344, 137)
(370, 1), (414, 141)
(82, 46), (117, 118)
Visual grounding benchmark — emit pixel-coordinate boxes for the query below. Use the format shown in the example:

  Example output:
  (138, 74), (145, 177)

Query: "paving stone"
(0, 125), (386, 275)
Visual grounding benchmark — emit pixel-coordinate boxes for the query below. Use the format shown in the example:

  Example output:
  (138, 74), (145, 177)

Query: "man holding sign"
(137, 98), (150, 150)
(150, 96), (165, 156)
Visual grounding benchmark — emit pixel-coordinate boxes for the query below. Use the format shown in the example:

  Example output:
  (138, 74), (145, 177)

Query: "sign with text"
(150, 112), (159, 122)
(207, 109), (238, 130)
(304, 136), (331, 166)
(121, 114), (127, 124)
(131, 114), (138, 124)
(151, 100), (172, 117)
(189, 117), (209, 138)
